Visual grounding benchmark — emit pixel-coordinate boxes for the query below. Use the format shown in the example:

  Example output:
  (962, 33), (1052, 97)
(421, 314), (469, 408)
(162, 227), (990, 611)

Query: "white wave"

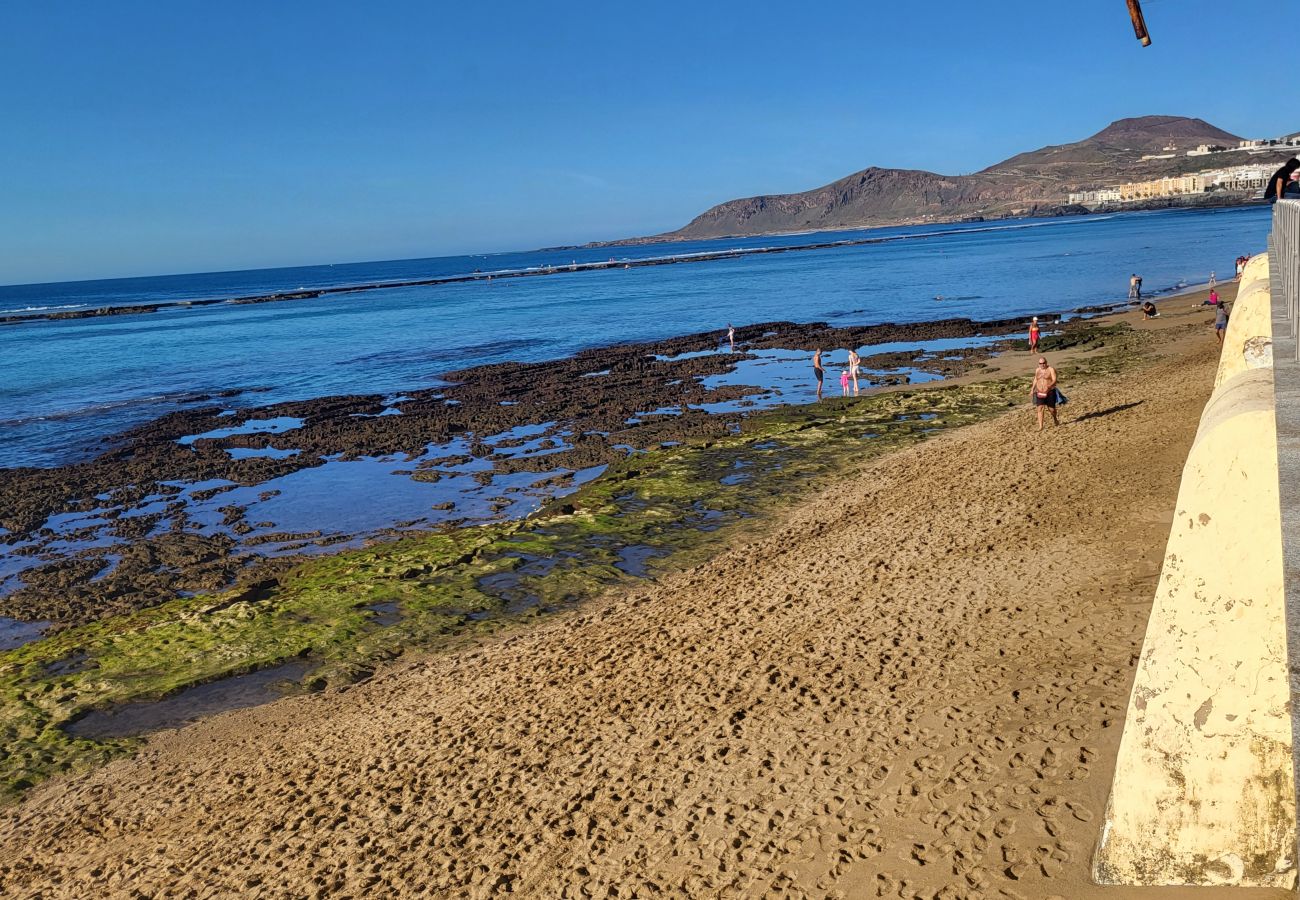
(0, 303), (88, 314)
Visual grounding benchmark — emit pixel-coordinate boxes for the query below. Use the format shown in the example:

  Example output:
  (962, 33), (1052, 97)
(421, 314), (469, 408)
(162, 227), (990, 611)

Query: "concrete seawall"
(1093, 255), (1298, 887)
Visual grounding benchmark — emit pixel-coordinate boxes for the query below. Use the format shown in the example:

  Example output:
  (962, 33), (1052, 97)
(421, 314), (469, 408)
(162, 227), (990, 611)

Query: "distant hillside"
(1047, 114), (1238, 154)
(606, 116), (1288, 244)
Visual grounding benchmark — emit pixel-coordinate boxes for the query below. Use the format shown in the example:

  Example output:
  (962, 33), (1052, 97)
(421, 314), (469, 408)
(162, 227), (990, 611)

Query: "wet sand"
(0, 292), (1281, 898)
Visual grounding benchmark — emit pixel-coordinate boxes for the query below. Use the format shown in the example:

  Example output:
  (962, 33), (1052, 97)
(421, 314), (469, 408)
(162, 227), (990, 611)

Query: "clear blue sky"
(1, 0), (1290, 285)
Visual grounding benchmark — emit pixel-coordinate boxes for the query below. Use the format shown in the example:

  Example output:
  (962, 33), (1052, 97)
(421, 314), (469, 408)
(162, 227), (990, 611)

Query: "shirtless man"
(1032, 356), (1060, 431)
(813, 349), (824, 400)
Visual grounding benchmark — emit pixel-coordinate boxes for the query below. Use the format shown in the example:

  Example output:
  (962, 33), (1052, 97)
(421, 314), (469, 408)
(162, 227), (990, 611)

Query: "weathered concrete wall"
(1093, 254), (1298, 888)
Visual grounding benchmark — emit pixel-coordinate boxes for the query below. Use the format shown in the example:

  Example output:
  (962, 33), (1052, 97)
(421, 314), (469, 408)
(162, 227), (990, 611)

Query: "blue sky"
(1, 0), (1291, 284)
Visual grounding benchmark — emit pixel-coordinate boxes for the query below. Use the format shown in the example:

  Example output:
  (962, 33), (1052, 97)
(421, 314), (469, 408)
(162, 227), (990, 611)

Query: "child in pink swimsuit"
(840, 369), (850, 397)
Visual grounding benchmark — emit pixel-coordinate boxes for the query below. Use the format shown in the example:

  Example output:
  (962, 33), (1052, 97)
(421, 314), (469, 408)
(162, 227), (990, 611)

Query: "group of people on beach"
(731, 256), (1239, 437)
(998, 265), (1237, 432)
(1025, 316), (1066, 430)
(811, 348), (860, 399)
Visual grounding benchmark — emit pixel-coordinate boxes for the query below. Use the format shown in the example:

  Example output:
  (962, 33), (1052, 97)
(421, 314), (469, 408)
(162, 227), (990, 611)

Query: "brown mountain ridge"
(606, 116), (1287, 244)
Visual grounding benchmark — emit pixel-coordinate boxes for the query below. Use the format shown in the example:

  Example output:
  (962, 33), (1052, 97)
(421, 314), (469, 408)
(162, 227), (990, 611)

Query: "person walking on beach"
(846, 348), (861, 396)
(1209, 270), (1217, 288)
(813, 349), (824, 400)
(1214, 301), (1229, 344)
(727, 324), (735, 351)
(1032, 357), (1061, 431)
(839, 368), (851, 397)
(1028, 317), (1040, 352)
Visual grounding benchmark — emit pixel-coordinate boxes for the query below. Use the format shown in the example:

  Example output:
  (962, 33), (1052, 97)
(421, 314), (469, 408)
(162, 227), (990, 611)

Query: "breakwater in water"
(0, 216), (1219, 326)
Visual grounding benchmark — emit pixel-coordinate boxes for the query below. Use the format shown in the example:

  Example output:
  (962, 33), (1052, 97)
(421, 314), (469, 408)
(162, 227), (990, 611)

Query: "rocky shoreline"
(0, 312), (1140, 630)
(0, 265), (1177, 808)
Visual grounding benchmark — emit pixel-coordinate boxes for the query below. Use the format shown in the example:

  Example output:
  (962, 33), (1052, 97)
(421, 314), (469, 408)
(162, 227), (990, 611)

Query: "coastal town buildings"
(1239, 136), (1300, 150)
(1131, 134), (1300, 164)
(1066, 188), (1123, 204)
(1116, 174), (1205, 200)
(1068, 163), (1278, 207)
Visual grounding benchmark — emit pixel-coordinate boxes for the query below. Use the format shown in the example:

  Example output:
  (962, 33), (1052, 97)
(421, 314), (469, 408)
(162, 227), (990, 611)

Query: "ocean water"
(0, 205), (1271, 469)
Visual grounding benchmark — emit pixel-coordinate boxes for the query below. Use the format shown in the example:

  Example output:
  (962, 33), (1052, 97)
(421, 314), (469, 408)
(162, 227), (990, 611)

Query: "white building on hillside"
(1205, 164), (1274, 191)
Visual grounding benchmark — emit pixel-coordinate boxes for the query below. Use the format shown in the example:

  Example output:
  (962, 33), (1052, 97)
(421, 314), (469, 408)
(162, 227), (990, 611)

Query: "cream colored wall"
(1093, 254), (1298, 888)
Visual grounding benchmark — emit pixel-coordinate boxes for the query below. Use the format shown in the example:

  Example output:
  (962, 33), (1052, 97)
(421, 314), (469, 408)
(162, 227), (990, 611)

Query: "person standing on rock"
(1032, 357), (1061, 431)
(813, 349), (824, 400)
(1028, 317), (1041, 352)
(727, 324), (735, 351)
(846, 348), (861, 396)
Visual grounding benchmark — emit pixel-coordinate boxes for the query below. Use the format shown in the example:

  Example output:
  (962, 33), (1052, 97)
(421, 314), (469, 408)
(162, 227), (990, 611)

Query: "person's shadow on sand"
(1071, 400), (1145, 423)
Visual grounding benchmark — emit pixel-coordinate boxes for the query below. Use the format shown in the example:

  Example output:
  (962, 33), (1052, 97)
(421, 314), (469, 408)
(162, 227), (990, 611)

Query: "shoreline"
(1, 311), (1124, 627)
(0, 298), (1173, 805)
(0, 356), (1051, 802)
(0, 283), (1268, 897)
(0, 283), (1235, 803)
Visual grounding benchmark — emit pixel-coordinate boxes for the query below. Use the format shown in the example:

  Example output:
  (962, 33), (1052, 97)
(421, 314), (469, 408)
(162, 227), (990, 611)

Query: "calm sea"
(0, 206), (1272, 468)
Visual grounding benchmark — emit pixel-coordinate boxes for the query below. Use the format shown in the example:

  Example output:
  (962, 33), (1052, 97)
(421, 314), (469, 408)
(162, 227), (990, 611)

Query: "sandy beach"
(0, 291), (1284, 899)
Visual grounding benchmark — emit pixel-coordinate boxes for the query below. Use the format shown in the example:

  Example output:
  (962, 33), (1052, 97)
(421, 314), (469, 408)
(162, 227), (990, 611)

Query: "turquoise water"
(0, 205), (1271, 468)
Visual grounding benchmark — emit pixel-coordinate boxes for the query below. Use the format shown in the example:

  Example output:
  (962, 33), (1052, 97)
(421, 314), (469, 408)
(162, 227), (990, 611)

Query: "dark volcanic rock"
(0, 313), (1059, 626)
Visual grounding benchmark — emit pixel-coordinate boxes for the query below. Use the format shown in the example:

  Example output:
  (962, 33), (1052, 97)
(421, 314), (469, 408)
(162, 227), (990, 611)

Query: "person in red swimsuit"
(1028, 317), (1041, 352)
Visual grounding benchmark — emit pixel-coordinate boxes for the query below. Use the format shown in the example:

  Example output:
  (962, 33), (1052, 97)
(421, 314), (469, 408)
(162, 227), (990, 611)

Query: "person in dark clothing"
(1265, 158), (1300, 202)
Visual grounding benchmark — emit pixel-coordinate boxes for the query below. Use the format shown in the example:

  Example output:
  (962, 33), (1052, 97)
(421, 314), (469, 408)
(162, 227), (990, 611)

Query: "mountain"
(615, 116), (1275, 244)
(1083, 115), (1240, 151)
(980, 115), (1241, 178)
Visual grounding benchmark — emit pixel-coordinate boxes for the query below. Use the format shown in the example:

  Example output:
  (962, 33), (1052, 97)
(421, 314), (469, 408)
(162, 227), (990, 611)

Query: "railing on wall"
(1271, 199), (1300, 358)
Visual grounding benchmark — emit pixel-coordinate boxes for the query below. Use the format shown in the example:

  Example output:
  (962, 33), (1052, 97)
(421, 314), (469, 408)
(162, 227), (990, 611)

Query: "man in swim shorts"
(1215, 302), (1229, 344)
(1032, 356), (1059, 431)
(813, 349), (824, 399)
